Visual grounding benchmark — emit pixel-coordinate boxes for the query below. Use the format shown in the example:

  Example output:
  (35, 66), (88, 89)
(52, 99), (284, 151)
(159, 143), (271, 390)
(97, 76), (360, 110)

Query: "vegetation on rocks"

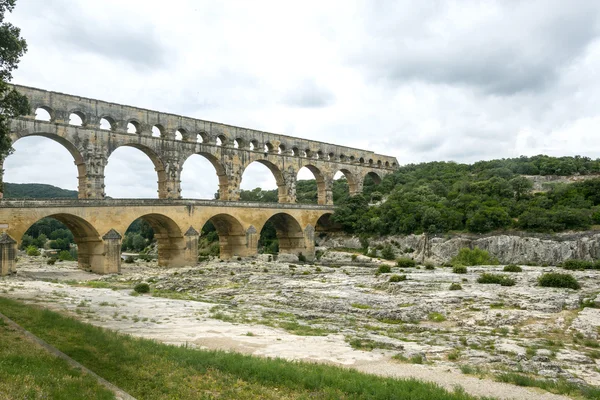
(477, 273), (516, 287)
(451, 248), (498, 267)
(538, 273), (581, 289)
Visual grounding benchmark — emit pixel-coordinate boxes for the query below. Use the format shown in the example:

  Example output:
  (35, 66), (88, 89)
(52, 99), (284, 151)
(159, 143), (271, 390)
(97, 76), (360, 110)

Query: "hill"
(3, 183), (78, 199)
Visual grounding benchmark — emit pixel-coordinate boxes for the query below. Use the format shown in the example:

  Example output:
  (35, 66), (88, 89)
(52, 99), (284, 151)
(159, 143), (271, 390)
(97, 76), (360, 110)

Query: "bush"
(26, 245), (40, 257)
(477, 273), (515, 286)
(396, 258), (416, 268)
(46, 257), (57, 265)
(451, 247), (498, 267)
(424, 263), (435, 270)
(538, 273), (581, 289)
(503, 264), (522, 273)
(377, 265), (392, 274)
(58, 250), (74, 261)
(124, 256), (135, 264)
(561, 259), (600, 270)
(449, 283), (462, 290)
(381, 245), (395, 260)
(134, 282), (150, 294)
(389, 274), (406, 282)
(452, 265), (467, 274)
(298, 252), (307, 262)
(351, 254), (358, 261)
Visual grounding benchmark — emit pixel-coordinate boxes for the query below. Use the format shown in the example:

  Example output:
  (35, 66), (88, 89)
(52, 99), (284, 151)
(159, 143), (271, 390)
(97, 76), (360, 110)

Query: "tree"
(0, 0), (29, 193)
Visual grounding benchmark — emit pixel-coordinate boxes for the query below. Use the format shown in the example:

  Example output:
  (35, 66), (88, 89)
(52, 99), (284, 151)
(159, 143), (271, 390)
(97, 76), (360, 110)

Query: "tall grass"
(0, 298), (492, 400)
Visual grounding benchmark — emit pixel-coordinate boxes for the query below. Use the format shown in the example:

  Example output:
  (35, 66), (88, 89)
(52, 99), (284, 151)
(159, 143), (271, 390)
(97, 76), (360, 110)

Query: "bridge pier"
(184, 227), (199, 265)
(0, 233), (17, 276)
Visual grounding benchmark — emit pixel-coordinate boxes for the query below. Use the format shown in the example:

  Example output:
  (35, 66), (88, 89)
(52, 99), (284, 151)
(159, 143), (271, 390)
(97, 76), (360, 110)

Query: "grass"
(496, 373), (600, 399)
(0, 317), (115, 399)
(0, 298), (490, 400)
(428, 312), (447, 322)
(476, 273), (515, 286)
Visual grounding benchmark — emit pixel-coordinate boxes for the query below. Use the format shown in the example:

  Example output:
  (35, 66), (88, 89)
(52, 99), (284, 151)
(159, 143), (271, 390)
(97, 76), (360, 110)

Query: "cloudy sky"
(4, 0), (600, 198)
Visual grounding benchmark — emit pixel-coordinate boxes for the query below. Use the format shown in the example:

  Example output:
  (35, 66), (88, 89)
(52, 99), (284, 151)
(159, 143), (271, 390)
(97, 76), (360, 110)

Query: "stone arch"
(180, 152), (229, 199)
(201, 213), (247, 259)
(258, 212), (306, 257)
(241, 159), (289, 203)
(334, 168), (360, 197)
(6, 132), (88, 198)
(107, 144), (170, 199)
(125, 213), (186, 267)
(68, 110), (86, 126)
(19, 213), (104, 273)
(99, 115), (116, 131)
(298, 164), (329, 205)
(364, 171), (382, 185)
(127, 119), (142, 134)
(33, 105), (54, 121)
(314, 212), (341, 233)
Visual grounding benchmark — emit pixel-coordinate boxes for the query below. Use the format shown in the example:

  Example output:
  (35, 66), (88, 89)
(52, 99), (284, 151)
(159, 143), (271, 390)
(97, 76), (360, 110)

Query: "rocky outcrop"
(318, 231), (600, 265)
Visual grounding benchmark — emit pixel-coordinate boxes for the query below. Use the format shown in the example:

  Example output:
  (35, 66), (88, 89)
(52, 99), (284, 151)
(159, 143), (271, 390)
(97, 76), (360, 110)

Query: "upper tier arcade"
(2, 85), (399, 204)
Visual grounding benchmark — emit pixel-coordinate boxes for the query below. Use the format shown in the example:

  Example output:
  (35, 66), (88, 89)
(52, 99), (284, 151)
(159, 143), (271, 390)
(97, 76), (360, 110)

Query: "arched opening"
(105, 145), (165, 198)
(127, 121), (141, 134)
(20, 214), (102, 272)
(216, 135), (226, 146)
(303, 149), (311, 158)
(296, 165), (327, 205)
(315, 213), (342, 234)
(249, 139), (258, 150)
(292, 147), (299, 156)
(68, 112), (84, 126)
(363, 171), (382, 200)
(197, 132), (206, 143)
(264, 142), (274, 153)
(3, 135), (82, 197)
(175, 129), (185, 141)
(339, 154), (346, 162)
(34, 107), (52, 121)
(99, 117), (115, 131)
(278, 144), (286, 155)
(152, 125), (164, 138)
(121, 218), (155, 259)
(333, 170), (353, 202)
(240, 161), (282, 203)
(359, 157), (365, 164)
(199, 214), (246, 259)
(180, 153), (225, 199)
(316, 151), (323, 159)
(234, 138), (242, 149)
(124, 214), (185, 267)
(328, 152), (334, 161)
(259, 213), (306, 259)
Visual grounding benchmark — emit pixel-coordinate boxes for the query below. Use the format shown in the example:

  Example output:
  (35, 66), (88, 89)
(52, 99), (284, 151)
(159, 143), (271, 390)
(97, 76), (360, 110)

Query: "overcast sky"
(4, 0), (600, 198)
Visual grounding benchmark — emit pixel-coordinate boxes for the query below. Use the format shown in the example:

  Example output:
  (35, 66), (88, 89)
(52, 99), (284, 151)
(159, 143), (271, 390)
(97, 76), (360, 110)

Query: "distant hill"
(3, 183), (78, 199)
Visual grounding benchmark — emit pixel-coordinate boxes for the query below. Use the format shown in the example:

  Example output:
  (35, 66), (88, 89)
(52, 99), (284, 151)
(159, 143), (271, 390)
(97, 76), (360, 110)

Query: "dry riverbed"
(2, 253), (600, 400)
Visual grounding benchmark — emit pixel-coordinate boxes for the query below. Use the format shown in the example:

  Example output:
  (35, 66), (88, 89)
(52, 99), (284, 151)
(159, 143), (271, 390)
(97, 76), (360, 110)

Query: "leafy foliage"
(538, 273), (581, 289)
(396, 258), (416, 268)
(503, 264), (523, 272)
(451, 247), (498, 267)
(560, 259), (600, 270)
(477, 273), (516, 286)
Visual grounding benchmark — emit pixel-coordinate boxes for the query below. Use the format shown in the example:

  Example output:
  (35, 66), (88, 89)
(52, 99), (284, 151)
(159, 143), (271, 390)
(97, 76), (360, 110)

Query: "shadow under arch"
(108, 144), (169, 199)
(21, 213), (103, 272)
(334, 168), (360, 197)
(201, 213), (247, 259)
(126, 213), (186, 267)
(181, 152), (229, 200)
(241, 160), (287, 203)
(258, 212), (307, 257)
(7, 132), (87, 198)
(314, 212), (341, 233)
(364, 171), (382, 185)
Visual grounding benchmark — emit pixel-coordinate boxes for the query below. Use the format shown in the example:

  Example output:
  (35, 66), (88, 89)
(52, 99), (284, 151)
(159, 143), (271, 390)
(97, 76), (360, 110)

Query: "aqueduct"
(0, 85), (398, 275)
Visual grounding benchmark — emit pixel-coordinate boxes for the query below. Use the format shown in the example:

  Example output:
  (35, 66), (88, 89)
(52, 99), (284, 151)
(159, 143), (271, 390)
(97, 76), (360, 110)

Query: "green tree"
(0, 0), (29, 192)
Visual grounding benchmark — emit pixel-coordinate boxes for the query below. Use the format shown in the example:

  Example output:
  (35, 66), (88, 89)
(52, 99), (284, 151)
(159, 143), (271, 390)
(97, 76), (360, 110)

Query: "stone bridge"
(0, 85), (398, 276)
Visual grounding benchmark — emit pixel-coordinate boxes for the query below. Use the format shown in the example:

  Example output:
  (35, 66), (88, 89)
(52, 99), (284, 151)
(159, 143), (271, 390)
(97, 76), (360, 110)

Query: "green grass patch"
(0, 298), (490, 400)
(496, 373), (600, 399)
(351, 303), (372, 310)
(428, 312), (447, 322)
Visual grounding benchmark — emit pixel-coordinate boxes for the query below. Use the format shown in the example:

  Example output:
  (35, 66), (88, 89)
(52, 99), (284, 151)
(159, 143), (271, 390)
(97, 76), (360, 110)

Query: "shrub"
(134, 282), (150, 293)
(503, 264), (522, 272)
(351, 254), (358, 261)
(451, 247), (498, 267)
(403, 247), (414, 254)
(58, 250), (74, 261)
(46, 257), (57, 265)
(389, 274), (406, 283)
(377, 265), (392, 274)
(396, 258), (416, 268)
(424, 263), (435, 270)
(26, 245), (40, 257)
(367, 249), (377, 258)
(477, 273), (515, 286)
(449, 283), (462, 290)
(561, 259), (600, 270)
(538, 273), (581, 290)
(381, 245), (395, 260)
(452, 265), (467, 274)
(297, 252), (307, 262)
(124, 256), (135, 264)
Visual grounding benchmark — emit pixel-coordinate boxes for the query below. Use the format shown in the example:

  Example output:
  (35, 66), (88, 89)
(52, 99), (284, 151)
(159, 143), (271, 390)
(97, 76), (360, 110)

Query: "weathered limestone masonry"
(1, 85), (397, 203)
(0, 85), (398, 275)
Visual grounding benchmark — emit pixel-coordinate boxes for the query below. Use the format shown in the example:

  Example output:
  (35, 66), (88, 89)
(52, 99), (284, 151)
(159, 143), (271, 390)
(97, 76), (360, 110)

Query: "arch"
(339, 154), (346, 162)
(200, 213), (247, 259)
(99, 116), (116, 131)
(292, 147), (299, 156)
(234, 138), (243, 149)
(105, 144), (167, 198)
(6, 133), (87, 198)
(359, 157), (365, 164)
(278, 144), (286, 155)
(240, 160), (284, 202)
(127, 120), (141, 134)
(34, 106), (53, 121)
(180, 152), (227, 199)
(264, 142), (274, 153)
(152, 124), (164, 138)
(304, 149), (311, 158)
(258, 212), (305, 257)
(315, 213), (341, 233)
(125, 213), (186, 267)
(377, 160), (382, 167)
(316, 150), (323, 159)
(385, 161), (390, 167)
(216, 135), (226, 146)
(175, 128), (186, 141)
(197, 131), (209, 143)
(68, 111), (85, 126)
(297, 164), (328, 205)
(249, 139), (258, 150)
(328, 152), (334, 161)
(334, 168), (359, 198)
(20, 213), (103, 272)
(364, 171), (382, 185)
